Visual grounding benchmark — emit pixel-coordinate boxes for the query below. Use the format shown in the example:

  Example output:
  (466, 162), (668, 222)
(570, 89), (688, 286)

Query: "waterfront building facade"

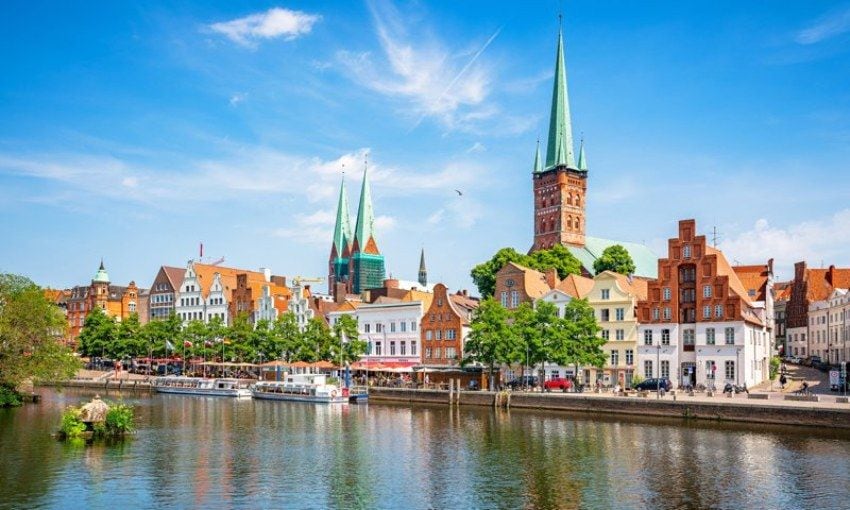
(148, 265), (184, 322)
(636, 220), (772, 389)
(806, 290), (850, 364)
(329, 300), (425, 367)
(786, 262), (850, 358)
(420, 283), (478, 366)
(66, 261), (143, 343)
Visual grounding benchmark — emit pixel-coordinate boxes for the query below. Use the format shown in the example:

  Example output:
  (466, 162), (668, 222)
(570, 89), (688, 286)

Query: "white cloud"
(719, 210), (850, 279)
(229, 92), (247, 106)
(466, 142), (486, 154)
(336, 0), (500, 132)
(121, 176), (139, 188)
(209, 7), (321, 48)
(375, 215), (397, 231)
(796, 6), (850, 45)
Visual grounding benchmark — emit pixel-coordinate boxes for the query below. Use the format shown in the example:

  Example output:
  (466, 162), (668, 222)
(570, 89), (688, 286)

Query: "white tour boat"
(153, 376), (252, 398)
(252, 374), (349, 404)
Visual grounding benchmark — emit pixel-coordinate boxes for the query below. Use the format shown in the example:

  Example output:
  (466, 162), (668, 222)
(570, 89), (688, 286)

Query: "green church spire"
(332, 175), (352, 255)
(533, 139), (543, 173)
(545, 27), (577, 170)
(353, 161), (375, 249)
(577, 138), (587, 171)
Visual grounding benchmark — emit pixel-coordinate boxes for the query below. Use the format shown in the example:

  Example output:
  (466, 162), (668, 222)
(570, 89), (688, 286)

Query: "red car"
(544, 377), (572, 392)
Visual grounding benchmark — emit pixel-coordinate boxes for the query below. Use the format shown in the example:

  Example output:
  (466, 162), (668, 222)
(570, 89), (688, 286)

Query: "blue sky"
(2, 1), (850, 291)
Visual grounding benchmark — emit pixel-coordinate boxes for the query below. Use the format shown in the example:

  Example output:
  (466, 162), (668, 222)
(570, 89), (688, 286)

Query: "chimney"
(544, 268), (559, 289)
(828, 265), (836, 286)
(334, 282), (347, 304)
(384, 278), (399, 289)
(794, 261), (806, 282)
(462, 289), (468, 297)
(260, 267), (271, 282)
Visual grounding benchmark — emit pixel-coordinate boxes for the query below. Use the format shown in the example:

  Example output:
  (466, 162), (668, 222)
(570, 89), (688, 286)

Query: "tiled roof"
(604, 271), (649, 301)
(193, 263), (268, 299)
(773, 280), (792, 302)
(706, 247), (752, 305)
(732, 264), (770, 302)
(556, 273), (594, 299)
(804, 267), (850, 302)
(163, 266), (185, 289)
(449, 292), (479, 324)
(568, 236), (658, 279)
(503, 261), (551, 300)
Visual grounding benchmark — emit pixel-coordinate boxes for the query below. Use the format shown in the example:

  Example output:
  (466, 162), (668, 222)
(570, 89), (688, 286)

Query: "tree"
(296, 318), (333, 362)
(462, 298), (518, 389)
(471, 246), (583, 298)
(558, 298), (604, 379)
(115, 313), (144, 358)
(592, 244), (636, 276)
(511, 302), (550, 384)
(272, 312), (301, 362)
(0, 274), (79, 399)
(77, 307), (118, 358)
(330, 314), (366, 366)
(227, 313), (255, 362)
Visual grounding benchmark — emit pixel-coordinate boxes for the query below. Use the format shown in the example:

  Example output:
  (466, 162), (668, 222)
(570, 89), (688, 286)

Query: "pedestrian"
(779, 373), (787, 390)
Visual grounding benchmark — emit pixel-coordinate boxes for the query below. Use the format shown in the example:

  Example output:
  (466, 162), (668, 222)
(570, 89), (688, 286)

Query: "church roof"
(567, 237), (658, 279)
(545, 28), (577, 171)
(332, 176), (353, 257)
(353, 165), (377, 251)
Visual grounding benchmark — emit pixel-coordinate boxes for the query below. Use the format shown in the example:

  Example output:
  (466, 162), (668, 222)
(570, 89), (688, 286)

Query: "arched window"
(567, 215), (573, 230)
(574, 217), (580, 229)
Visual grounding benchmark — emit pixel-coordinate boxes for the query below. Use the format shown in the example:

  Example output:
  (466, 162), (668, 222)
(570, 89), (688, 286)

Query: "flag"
(166, 340), (175, 351)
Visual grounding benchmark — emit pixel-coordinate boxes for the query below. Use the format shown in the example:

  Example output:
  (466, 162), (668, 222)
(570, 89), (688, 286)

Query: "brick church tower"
(532, 25), (588, 252)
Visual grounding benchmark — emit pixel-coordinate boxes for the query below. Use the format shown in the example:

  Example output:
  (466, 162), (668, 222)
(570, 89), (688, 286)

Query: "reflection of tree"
(326, 406), (376, 509)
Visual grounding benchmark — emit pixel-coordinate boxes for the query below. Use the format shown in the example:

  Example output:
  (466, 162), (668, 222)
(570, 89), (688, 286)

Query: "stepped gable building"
(530, 24), (656, 278)
(420, 284), (478, 367)
(148, 265), (185, 321)
(66, 261), (143, 343)
(231, 270), (291, 324)
(786, 262), (850, 358)
(329, 166), (386, 296)
(635, 220), (772, 389)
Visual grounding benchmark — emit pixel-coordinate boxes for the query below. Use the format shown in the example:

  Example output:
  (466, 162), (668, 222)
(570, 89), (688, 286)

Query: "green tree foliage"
(0, 274), (79, 395)
(115, 313), (144, 358)
(769, 356), (781, 381)
(77, 307), (117, 358)
(330, 314), (366, 366)
(558, 298), (605, 371)
(471, 246), (583, 298)
(226, 313), (255, 362)
(462, 298), (518, 388)
(272, 312), (301, 362)
(298, 317), (333, 362)
(592, 244), (636, 276)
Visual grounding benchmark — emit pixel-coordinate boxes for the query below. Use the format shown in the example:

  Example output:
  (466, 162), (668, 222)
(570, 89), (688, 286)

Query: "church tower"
(532, 24), (588, 252)
(348, 162), (386, 294)
(418, 248), (427, 287)
(328, 176), (353, 294)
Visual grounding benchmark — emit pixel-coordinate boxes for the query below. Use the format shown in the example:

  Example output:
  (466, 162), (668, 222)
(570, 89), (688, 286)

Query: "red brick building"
(420, 283), (478, 366)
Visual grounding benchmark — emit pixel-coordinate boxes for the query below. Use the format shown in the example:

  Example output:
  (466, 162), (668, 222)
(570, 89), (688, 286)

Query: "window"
(425, 330), (433, 340)
(615, 308), (624, 321)
(510, 291), (519, 308)
(425, 347), (432, 359)
(663, 307), (671, 320)
(725, 327), (735, 345)
(390, 322), (396, 333)
(663, 288), (671, 300)
(683, 329), (695, 345)
(683, 245), (691, 259)
(601, 289), (610, 300)
(601, 330), (610, 340)
(703, 306), (711, 319)
(706, 328), (715, 345)
(500, 292), (508, 307)
(714, 305), (723, 318)
(445, 329), (455, 340)
(365, 324), (371, 333)
(610, 350), (619, 366)
(661, 329), (670, 345)
(390, 342), (396, 356)
(616, 329), (625, 341)
(434, 347), (441, 359)
(376, 323), (383, 333)
(703, 285), (712, 298)
(725, 360), (735, 380)
(401, 322), (407, 332)
(375, 342), (382, 356)
(601, 309), (610, 322)
(653, 308), (660, 320)
(644, 330), (653, 346)
(436, 330), (442, 340)
(446, 347), (457, 359)
(661, 360), (670, 378)
(411, 321), (417, 331)
(625, 349), (634, 365)
(644, 360), (653, 378)
(411, 341), (417, 356)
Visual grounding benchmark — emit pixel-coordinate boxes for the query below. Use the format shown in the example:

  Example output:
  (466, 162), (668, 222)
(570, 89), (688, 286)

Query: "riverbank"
(368, 387), (850, 429)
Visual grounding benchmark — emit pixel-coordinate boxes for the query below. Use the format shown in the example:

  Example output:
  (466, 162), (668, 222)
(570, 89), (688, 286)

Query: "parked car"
(803, 355), (822, 367)
(507, 375), (539, 389)
(544, 377), (572, 392)
(633, 378), (672, 392)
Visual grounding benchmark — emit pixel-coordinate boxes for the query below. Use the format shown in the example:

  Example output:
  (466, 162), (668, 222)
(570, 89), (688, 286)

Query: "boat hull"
(154, 386), (252, 398)
(251, 390), (349, 404)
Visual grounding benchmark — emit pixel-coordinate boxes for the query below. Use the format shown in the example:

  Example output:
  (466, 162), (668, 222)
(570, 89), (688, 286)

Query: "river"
(1, 388), (849, 509)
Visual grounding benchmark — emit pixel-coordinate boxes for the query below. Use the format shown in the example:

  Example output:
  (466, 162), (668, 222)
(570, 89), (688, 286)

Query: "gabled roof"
(556, 273), (594, 299)
(501, 261), (551, 299)
(706, 247), (753, 305)
(192, 263), (269, 299)
(567, 236), (658, 279)
(162, 266), (185, 290)
(803, 266), (850, 302)
(732, 264), (770, 302)
(449, 292), (478, 324)
(774, 280), (792, 302)
(597, 270), (648, 301)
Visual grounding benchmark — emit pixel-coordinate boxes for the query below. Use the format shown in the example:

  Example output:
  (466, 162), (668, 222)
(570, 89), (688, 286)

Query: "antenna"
(711, 226), (721, 248)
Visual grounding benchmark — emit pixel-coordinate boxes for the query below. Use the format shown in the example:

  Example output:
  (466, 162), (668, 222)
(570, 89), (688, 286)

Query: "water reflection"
(1, 389), (850, 510)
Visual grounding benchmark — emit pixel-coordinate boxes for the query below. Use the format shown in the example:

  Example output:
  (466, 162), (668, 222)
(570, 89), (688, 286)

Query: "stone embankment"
(368, 387), (850, 429)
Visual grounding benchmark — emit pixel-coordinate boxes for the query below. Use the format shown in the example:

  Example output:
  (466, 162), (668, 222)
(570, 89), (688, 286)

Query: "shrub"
(0, 385), (22, 407)
(104, 402), (135, 435)
(630, 373), (644, 387)
(60, 407), (87, 438)
(769, 356), (781, 381)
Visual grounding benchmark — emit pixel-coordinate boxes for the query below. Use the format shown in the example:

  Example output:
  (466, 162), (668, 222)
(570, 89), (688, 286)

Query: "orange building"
(420, 283), (478, 366)
(65, 261), (144, 347)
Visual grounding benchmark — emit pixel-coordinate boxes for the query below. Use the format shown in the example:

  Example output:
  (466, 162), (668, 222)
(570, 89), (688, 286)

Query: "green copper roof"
(93, 259), (110, 283)
(332, 176), (353, 256)
(577, 139), (587, 171)
(532, 139), (543, 173)
(567, 237), (658, 279)
(353, 165), (376, 248)
(545, 28), (577, 171)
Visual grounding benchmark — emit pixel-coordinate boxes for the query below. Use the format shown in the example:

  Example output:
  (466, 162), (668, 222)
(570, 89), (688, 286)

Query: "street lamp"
(656, 344), (661, 399)
(525, 342), (530, 391)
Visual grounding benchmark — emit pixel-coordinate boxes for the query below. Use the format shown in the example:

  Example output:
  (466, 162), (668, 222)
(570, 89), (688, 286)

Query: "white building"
(808, 289), (850, 364)
(328, 299), (425, 366)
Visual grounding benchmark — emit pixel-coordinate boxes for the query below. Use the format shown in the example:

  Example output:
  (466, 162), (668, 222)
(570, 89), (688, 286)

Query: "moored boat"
(252, 374), (349, 404)
(153, 376), (252, 397)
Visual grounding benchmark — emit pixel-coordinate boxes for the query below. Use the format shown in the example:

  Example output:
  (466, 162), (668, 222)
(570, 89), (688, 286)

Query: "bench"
(784, 395), (820, 402)
(747, 393), (770, 400)
(836, 397), (849, 404)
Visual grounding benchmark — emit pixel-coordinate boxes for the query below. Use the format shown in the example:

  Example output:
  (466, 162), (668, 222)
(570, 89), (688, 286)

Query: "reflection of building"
(65, 261), (144, 343)
(420, 283), (478, 366)
(529, 23), (656, 278)
(636, 220), (772, 388)
(786, 262), (850, 358)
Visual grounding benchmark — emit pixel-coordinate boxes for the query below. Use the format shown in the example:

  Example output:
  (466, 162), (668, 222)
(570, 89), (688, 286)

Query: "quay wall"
(39, 379), (153, 392)
(369, 388), (850, 430)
